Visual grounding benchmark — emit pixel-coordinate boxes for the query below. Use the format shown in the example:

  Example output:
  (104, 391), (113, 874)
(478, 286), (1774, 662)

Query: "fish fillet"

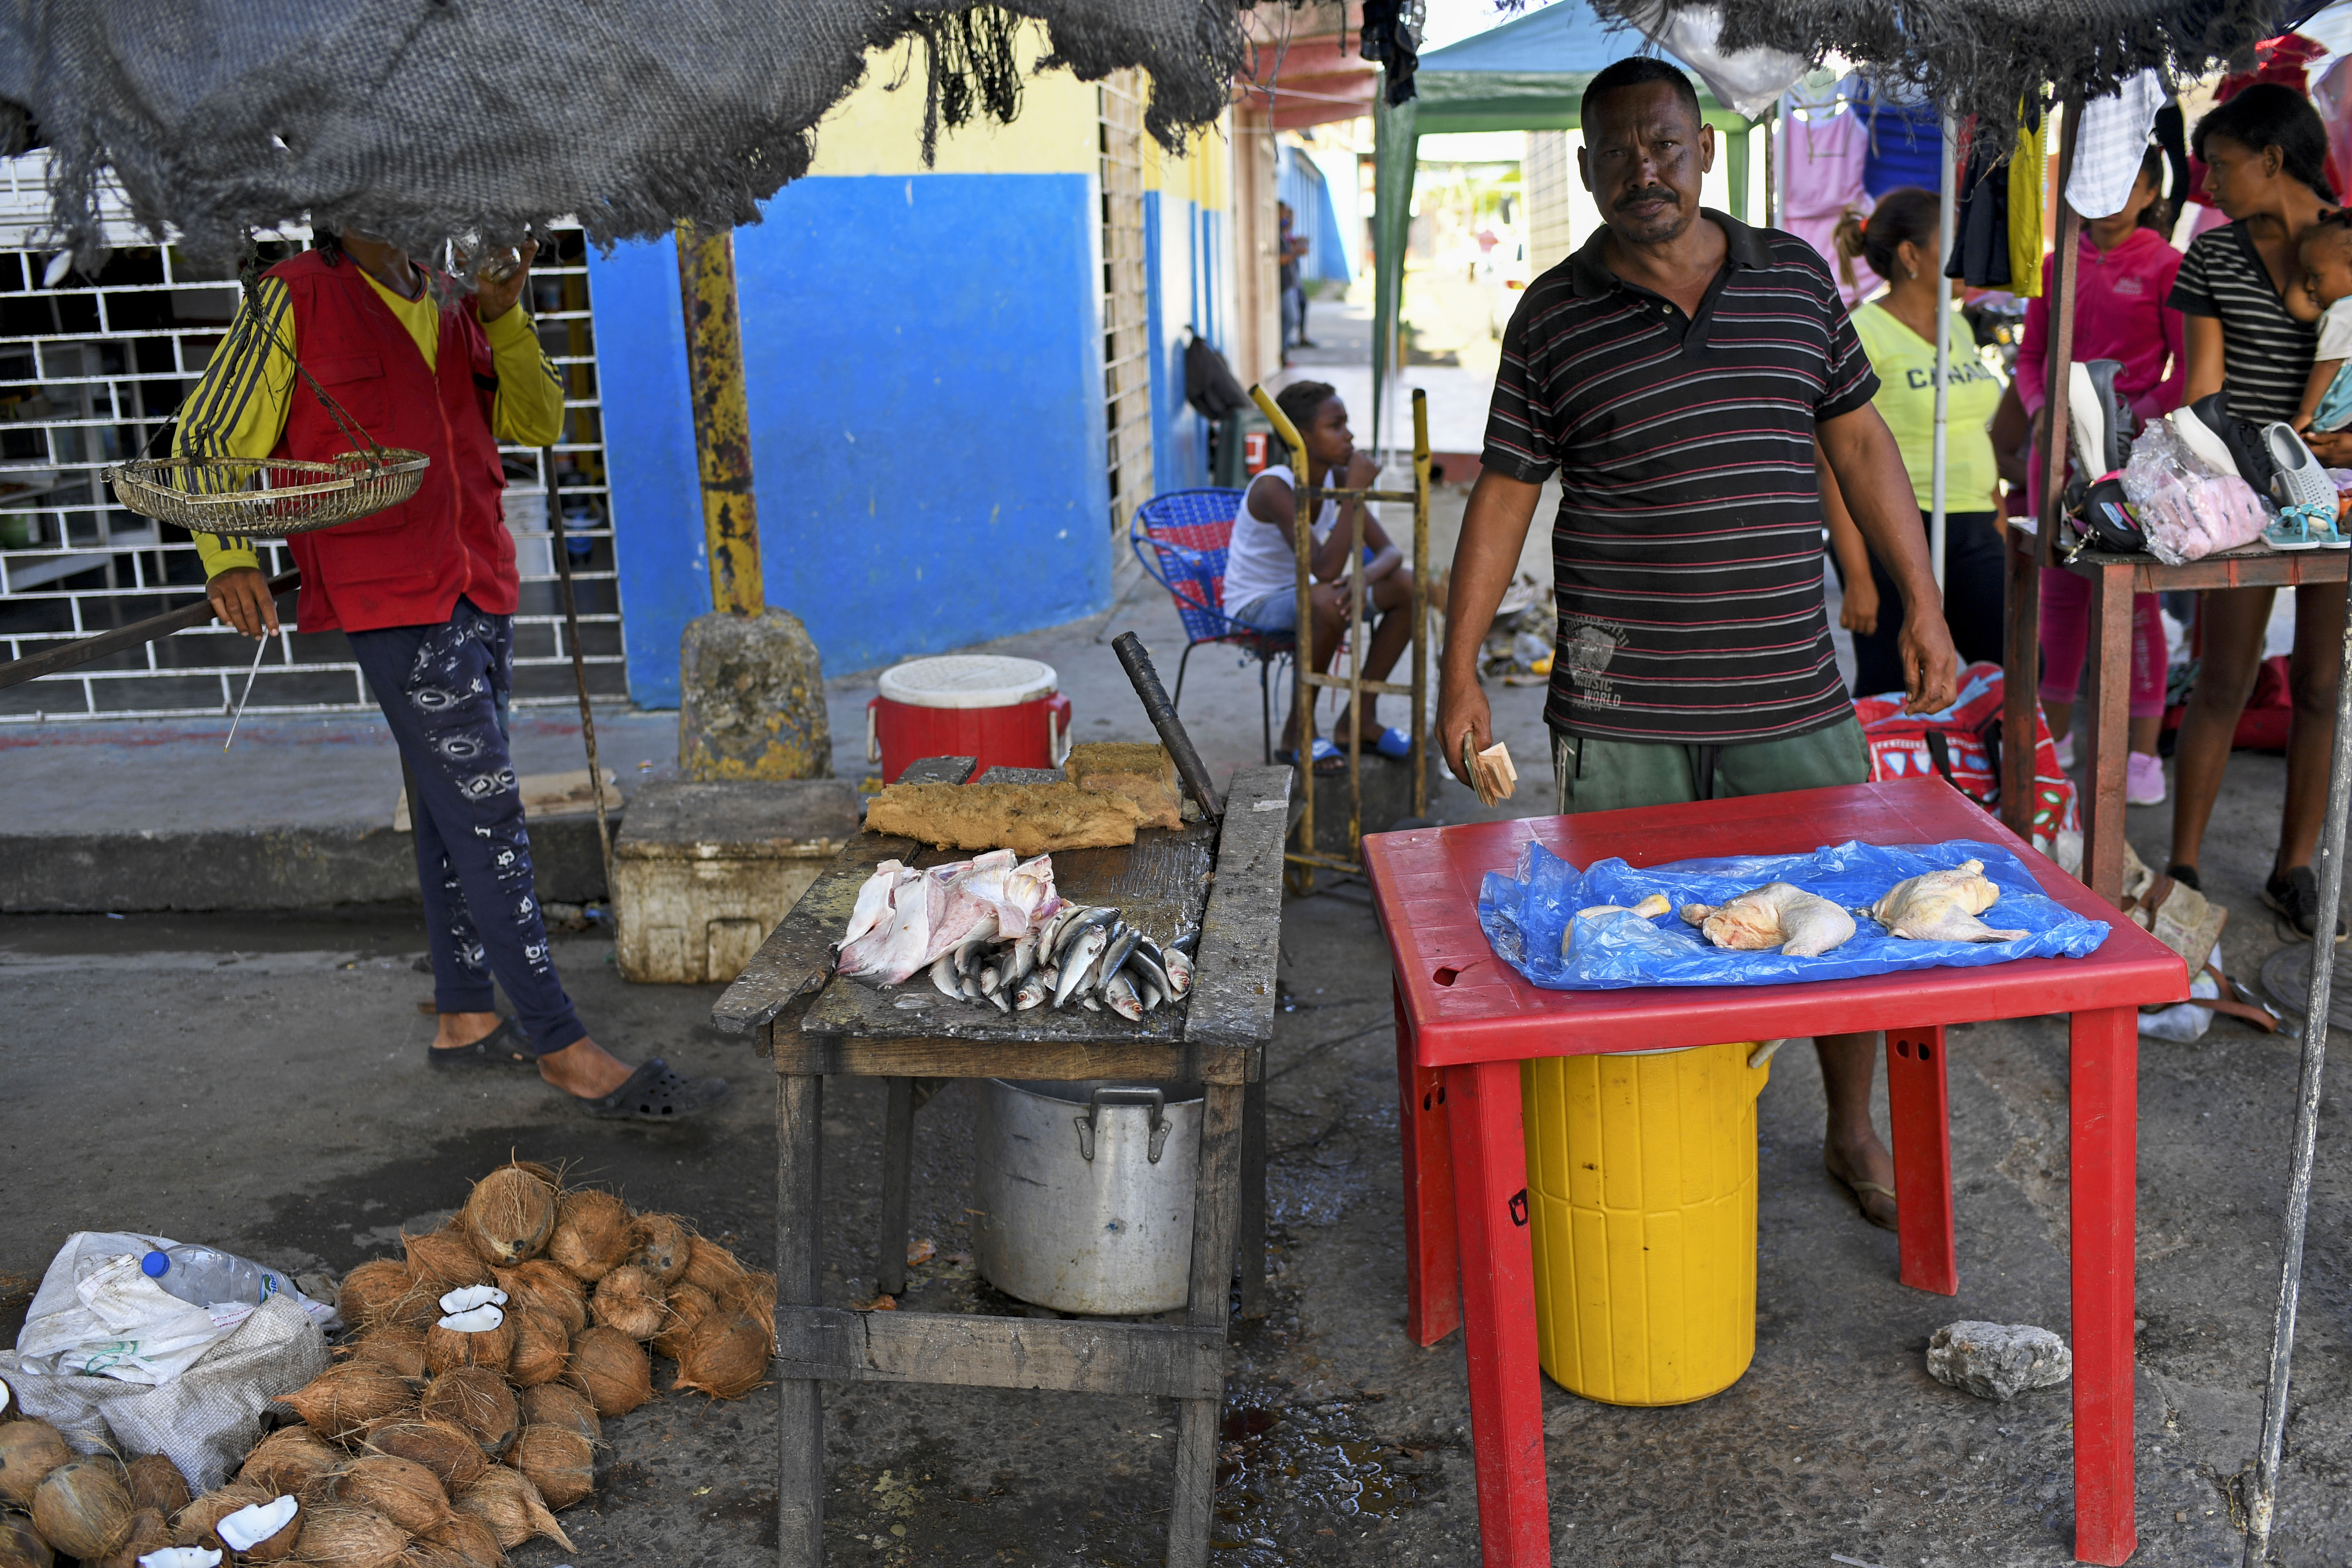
(1679, 882), (1856, 958)
(1863, 860), (2028, 943)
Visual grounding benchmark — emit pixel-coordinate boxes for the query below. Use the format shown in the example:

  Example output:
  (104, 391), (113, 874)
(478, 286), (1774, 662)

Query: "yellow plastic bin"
(1520, 1040), (1772, 1406)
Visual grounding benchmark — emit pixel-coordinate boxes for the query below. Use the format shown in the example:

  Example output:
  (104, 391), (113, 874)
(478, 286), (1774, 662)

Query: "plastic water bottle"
(140, 1246), (286, 1308)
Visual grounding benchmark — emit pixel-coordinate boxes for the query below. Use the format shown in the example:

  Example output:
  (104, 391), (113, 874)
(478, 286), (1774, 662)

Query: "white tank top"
(1222, 465), (1339, 611)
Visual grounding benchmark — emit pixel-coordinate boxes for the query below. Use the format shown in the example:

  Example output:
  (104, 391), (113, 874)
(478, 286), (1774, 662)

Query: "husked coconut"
(124, 1455), (191, 1521)
(293, 1503), (407, 1568)
(419, 1368), (518, 1457)
(171, 1481), (270, 1550)
(365, 1421), (489, 1494)
(566, 1326), (652, 1416)
(335, 1455), (452, 1535)
(496, 1260), (586, 1335)
(334, 1259), (416, 1332)
(504, 1426), (594, 1510)
(423, 1307), (514, 1376)
(418, 1511), (504, 1568)
(681, 1233), (750, 1296)
(90, 1503), (168, 1568)
(0, 1509), (50, 1568)
(238, 1426), (342, 1496)
(716, 1270), (778, 1341)
(31, 1458), (134, 1560)
(517, 1384), (600, 1445)
(455, 1470), (572, 1553)
(0, 1420), (73, 1508)
(282, 1362), (416, 1442)
(651, 1282), (715, 1360)
(462, 1164), (558, 1267)
(588, 1264), (665, 1341)
(401, 1226), (490, 1291)
(348, 1324), (430, 1381)
(673, 1311), (773, 1399)
(506, 1305), (570, 1388)
(627, 1214), (692, 1285)
(546, 1190), (632, 1283)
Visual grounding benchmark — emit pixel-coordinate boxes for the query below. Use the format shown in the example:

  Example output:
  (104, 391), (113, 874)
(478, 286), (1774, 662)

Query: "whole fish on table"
(1680, 883), (1856, 958)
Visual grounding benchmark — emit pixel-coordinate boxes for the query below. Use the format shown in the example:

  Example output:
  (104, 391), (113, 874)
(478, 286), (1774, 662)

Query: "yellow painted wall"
(805, 33), (1099, 177)
(1144, 115), (1232, 212)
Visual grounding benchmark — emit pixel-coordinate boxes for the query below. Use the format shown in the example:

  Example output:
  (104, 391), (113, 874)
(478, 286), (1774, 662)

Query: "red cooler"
(865, 655), (1072, 783)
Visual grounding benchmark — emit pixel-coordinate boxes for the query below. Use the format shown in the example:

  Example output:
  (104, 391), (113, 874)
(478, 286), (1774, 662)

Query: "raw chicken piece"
(1679, 882), (1856, 958)
(1562, 892), (1672, 955)
(1862, 860), (2028, 943)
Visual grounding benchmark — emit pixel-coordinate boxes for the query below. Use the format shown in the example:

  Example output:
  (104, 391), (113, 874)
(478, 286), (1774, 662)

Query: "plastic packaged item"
(1477, 838), (2110, 991)
(2140, 969), (2221, 1041)
(2122, 418), (2268, 564)
(141, 1247), (293, 1312)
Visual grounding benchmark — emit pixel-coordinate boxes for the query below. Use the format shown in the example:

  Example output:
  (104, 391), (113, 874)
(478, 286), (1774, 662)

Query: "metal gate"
(1097, 71), (1154, 536)
(0, 153), (623, 721)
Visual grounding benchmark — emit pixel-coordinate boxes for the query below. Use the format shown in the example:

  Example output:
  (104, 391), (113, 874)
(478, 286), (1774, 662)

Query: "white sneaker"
(2053, 732), (2076, 771)
(2126, 751), (2167, 806)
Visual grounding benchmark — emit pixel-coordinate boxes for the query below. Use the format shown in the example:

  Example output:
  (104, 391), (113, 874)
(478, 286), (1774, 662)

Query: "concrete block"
(612, 779), (860, 984)
(678, 609), (831, 781)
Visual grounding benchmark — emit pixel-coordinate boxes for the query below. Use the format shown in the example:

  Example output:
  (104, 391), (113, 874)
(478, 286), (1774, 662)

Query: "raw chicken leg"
(1862, 860), (2028, 943)
(1679, 883), (1856, 957)
(1563, 893), (1671, 955)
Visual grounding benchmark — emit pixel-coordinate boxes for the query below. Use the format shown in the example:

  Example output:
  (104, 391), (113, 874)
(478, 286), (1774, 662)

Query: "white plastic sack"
(9, 1232), (332, 1385)
(2141, 970), (2221, 1041)
(1621, 2), (1810, 119)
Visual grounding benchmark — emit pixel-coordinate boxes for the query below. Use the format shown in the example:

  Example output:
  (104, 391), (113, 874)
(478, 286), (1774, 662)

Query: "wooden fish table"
(711, 755), (1291, 1568)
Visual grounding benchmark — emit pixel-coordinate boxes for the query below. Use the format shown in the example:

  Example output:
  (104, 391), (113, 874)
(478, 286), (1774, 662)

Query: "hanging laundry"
(1858, 87), (1943, 199)
(2068, 70), (2165, 221)
(1782, 92), (1876, 306)
(1948, 117), (2012, 290)
(2007, 107), (2044, 298)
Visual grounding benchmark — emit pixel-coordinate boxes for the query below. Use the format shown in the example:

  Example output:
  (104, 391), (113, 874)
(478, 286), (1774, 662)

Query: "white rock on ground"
(1927, 1321), (2073, 1401)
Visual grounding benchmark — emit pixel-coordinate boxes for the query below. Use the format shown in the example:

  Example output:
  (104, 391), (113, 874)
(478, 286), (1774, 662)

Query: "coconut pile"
(0, 1160), (774, 1568)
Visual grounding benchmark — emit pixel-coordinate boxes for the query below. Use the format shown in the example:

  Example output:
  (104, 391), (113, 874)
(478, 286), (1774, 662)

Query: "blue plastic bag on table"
(1477, 839), (2109, 990)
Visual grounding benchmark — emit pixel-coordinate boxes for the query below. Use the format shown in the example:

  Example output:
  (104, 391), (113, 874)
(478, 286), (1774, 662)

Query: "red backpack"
(1855, 662), (2081, 859)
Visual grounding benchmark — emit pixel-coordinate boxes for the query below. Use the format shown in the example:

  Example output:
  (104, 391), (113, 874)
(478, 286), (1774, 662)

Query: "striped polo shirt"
(1483, 210), (1880, 745)
(2169, 221), (2317, 426)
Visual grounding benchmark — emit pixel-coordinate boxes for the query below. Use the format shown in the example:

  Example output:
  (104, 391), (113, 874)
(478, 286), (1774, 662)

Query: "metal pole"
(546, 448), (613, 896)
(2243, 580), (2352, 1565)
(675, 221), (765, 618)
(1931, 113), (1956, 593)
(1409, 388), (1429, 820)
(1252, 383), (1316, 893)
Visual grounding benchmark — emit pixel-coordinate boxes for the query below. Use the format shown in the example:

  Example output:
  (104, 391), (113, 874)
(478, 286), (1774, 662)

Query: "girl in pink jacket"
(2017, 147), (2184, 806)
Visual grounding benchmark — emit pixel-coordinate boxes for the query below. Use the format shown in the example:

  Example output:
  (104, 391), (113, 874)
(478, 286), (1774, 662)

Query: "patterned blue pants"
(347, 597), (586, 1056)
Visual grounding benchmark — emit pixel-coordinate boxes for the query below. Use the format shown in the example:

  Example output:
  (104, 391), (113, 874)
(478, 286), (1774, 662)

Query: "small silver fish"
(1097, 925), (1142, 990)
(980, 963), (1002, 997)
(1102, 970), (1144, 1021)
(929, 954), (961, 999)
(1010, 931), (1038, 981)
(961, 970), (982, 1001)
(1162, 947), (1192, 998)
(1053, 906), (1116, 960)
(1054, 926), (1108, 1007)
(1037, 963), (1061, 992)
(1138, 977), (1164, 1011)
(988, 988), (1011, 1013)
(1013, 973), (1049, 1010)
(1124, 947), (1172, 997)
(1078, 994), (1102, 1012)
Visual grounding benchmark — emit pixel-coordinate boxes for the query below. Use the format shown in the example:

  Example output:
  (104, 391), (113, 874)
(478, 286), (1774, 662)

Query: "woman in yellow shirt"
(1823, 187), (2008, 697)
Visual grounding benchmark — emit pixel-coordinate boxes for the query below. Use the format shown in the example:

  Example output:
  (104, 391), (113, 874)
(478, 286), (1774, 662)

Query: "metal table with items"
(1361, 776), (2188, 1568)
(710, 754), (1290, 1568)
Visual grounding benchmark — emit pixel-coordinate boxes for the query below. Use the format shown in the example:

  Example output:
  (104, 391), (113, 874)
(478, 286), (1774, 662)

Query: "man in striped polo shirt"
(1437, 57), (1958, 1230)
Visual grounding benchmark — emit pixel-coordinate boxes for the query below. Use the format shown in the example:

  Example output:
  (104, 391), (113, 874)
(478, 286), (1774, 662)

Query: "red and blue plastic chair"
(1129, 488), (1294, 765)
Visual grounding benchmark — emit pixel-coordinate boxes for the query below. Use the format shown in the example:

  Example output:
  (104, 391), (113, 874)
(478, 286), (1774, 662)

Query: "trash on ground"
(1927, 1321), (2072, 1401)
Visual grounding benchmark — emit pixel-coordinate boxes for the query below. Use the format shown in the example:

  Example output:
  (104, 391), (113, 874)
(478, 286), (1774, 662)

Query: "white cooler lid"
(878, 654), (1057, 709)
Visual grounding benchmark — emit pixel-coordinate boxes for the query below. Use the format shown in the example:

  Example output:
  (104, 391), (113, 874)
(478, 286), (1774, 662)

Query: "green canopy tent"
(1369, 2), (1756, 451)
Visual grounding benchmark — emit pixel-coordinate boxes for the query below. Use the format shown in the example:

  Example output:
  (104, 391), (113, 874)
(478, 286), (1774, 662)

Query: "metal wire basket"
(105, 449), (430, 537)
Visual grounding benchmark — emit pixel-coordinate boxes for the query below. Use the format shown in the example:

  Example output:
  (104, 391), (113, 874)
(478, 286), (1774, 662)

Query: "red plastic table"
(1361, 776), (2187, 1568)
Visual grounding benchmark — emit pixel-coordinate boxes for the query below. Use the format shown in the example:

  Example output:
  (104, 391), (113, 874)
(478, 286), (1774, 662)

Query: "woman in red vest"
(190, 230), (727, 1121)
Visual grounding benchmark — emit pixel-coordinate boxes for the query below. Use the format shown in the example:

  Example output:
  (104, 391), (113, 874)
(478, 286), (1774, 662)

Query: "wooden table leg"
(2080, 561), (2134, 904)
(2069, 1005), (2138, 1565)
(1239, 1075), (1269, 1319)
(1884, 1027), (1957, 1296)
(2001, 523), (2042, 841)
(777, 1071), (827, 1568)
(877, 1076), (915, 1297)
(1397, 979), (1460, 1347)
(1168, 1080), (1246, 1568)
(1444, 1058), (1549, 1568)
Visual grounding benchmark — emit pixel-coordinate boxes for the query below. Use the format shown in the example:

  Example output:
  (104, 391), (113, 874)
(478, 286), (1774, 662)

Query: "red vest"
(270, 251), (516, 632)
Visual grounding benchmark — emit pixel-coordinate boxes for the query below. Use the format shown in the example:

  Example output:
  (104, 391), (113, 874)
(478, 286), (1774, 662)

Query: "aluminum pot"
(972, 1077), (1202, 1315)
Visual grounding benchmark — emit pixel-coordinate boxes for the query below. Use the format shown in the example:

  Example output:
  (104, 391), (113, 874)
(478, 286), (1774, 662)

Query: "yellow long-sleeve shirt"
(183, 268), (566, 578)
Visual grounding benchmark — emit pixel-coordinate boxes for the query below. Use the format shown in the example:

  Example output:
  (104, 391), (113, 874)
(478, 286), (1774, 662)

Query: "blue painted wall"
(1144, 192), (1227, 495)
(590, 173), (1113, 705)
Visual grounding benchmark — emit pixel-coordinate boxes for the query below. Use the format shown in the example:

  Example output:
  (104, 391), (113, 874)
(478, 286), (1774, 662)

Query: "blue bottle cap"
(142, 1250), (169, 1278)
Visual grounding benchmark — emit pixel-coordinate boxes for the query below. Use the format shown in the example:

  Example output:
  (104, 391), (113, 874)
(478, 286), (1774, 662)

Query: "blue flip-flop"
(1278, 737), (1346, 774)
(1372, 726), (1414, 760)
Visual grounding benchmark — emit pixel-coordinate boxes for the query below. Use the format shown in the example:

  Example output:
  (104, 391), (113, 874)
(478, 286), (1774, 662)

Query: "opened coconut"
(216, 1492), (302, 1563)
(455, 1469), (573, 1553)
(91, 1504), (168, 1568)
(348, 1324), (431, 1381)
(517, 1384), (600, 1445)
(462, 1164), (558, 1267)
(651, 1282), (716, 1360)
(588, 1264), (666, 1341)
(0, 1420), (72, 1508)
(31, 1458), (133, 1560)
(673, 1311), (774, 1399)
(282, 1361), (416, 1442)
(418, 1511), (503, 1568)
(504, 1426), (594, 1511)
(365, 1421), (489, 1494)
(419, 1367), (518, 1456)
(567, 1325), (652, 1417)
(335, 1259), (416, 1332)
(172, 1481), (270, 1550)
(497, 1260), (586, 1335)
(240, 1426), (343, 1496)
(295, 1503), (408, 1568)
(547, 1189), (632, 1283)
(335, 1455), (451, 1535)
(506, 1305), (571, 1387)
(680, 1233), (750, 1296)
(402, 1225), (490, 1291)
(628, 1213), (692, 1285)
(424, 1305), (514, 1376)
(0, 1510), (49, 1568)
